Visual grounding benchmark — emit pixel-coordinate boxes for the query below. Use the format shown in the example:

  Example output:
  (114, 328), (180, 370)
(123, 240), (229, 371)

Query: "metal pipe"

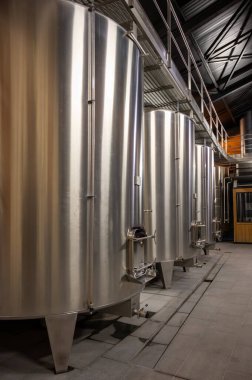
(167, 0), (172, 68)
(226, 181), (232, 223)
(87, 7), (96, 309)
(223, 177), (231, 223)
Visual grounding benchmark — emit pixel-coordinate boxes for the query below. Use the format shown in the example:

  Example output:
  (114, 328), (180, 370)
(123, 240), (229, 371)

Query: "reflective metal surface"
(240, 111), (252, 156)
(0, 0), (143, 318)
(195, 145), (204, 224)
(92, 12), (143, 308)
(176, 112), (196, 259)
(144, 110), (196, 262)
(214, 165), (225, 222)
(195, 145), (215, 246)
(144, 111), (176, 262)
(205, 146), (215, 246)
(45, 312), (77, 374)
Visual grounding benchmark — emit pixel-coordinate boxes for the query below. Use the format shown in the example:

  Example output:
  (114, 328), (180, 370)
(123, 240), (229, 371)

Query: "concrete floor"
(0, 243), (252, 379)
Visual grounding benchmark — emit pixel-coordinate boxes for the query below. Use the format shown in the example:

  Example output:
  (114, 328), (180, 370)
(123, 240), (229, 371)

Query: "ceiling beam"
(208, 53), (252, 63)
(183, 0), (239, 33)
(171, 0), (219, 88)
(209, 29), (252, 60)
(205, 0), (250, 59)
(172, 0), (237, 126)
(222, 31), (252, 89)
(208, 62), (252, 90)
(212, 75), (252, 101)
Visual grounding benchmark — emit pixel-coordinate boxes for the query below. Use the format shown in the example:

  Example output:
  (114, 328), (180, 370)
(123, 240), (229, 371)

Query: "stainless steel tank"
(144, 110), (197, 274)
(176, 112), (196, 261)
(144, 111), (176, 263)
(240, 110), (252, 156)
(205, 146), (215, 247)
(143, 110), (176, 287)
(214, 166), (224, 222)
(214, 165), (226, 240)
(194, 145), (206, 248)
(195, 145), (205, 225)
(0, 0), (143, 372)
(194, 145), (215, 248)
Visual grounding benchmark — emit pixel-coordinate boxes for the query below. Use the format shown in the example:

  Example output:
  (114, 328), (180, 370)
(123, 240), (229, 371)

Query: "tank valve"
(88, 302), (94, 314)
(133, 304), (148, 318)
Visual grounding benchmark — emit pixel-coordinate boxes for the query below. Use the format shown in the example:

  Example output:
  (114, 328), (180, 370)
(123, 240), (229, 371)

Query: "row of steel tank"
(0, 0), (221, 373)
(143, 110), (221, 270)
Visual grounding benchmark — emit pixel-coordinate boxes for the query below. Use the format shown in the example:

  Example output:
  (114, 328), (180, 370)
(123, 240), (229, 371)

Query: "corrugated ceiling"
(172, 0), (252, 132)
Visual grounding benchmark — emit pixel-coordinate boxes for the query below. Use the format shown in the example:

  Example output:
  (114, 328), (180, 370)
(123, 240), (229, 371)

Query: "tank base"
(174, 257), (195, 271)
(45, 312), (77, 374)
(102, 293), (140, 318)
(203, 243), (216, 255)
(156, 261), (174, 289)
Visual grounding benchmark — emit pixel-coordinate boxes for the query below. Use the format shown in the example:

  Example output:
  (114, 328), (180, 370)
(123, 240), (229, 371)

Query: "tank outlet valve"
(133, 305), (148, 318)
(127, 227), (157, 284)
(87, 302), (94, 314)
(212, 218), (222, 241)
(191, 222), (206, 248)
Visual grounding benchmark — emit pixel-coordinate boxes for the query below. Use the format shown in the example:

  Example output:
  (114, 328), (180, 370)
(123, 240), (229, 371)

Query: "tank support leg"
(45, 312), (77, 374)
(156, 261), (174, 289)
(203, 248), (209, 255)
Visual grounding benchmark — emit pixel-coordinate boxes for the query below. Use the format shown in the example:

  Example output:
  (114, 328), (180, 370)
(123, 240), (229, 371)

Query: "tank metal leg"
(45, 312), (77, 374)
(102, 293), (141, 318)
(174, 257), (195, 270)
(156, 260), (174, 289)
(203, 247), (209, 255)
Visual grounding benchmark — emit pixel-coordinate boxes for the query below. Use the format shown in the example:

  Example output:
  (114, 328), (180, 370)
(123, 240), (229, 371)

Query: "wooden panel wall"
(227, 135), (241, 155)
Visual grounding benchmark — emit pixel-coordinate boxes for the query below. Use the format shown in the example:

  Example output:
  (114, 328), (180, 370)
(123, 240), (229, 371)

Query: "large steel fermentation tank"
(144, 110), (197, 281)
(214, 166), (225, 222)
(195, 145), (216, 250)
(214, 165), (226, 240)
(195, 145), (205, 225)
(0, 0), (144, 373)
(194, 145), (206, 248)
(240, 110), (252, 156)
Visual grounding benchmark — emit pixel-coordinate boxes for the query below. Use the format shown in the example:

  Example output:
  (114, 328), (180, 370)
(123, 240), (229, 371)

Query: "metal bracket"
(126, 31), (148, 56)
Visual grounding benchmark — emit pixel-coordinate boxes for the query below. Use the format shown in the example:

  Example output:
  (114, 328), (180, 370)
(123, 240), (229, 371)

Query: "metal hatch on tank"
(0, 0), (148, 373)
